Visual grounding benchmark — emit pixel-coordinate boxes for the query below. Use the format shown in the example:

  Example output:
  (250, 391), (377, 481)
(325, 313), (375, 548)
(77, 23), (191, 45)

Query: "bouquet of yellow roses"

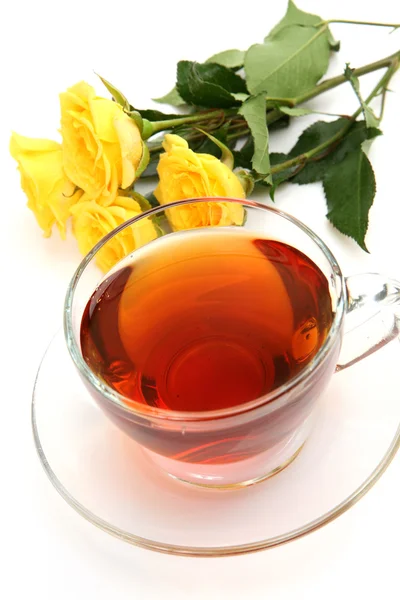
(10, 80), (246, 271)
(10, 1), (399, 269)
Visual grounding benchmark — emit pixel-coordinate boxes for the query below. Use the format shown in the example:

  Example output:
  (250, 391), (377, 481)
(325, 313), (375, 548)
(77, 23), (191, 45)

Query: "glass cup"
(64, 198), (400, 488)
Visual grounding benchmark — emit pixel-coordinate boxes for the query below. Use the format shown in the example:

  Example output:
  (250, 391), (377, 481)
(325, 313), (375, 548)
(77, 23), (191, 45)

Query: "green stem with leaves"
(270, 57), (399, 177)
(147, 51), (399, 148)
(146, 50), (399, 174)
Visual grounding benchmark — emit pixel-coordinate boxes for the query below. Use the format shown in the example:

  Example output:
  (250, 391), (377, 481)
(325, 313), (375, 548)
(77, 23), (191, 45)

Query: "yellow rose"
(71, 196), (158, 272)
(60, 81), (144, 205)
(154, 134), (245, 230)
(9, 132), (82, 238)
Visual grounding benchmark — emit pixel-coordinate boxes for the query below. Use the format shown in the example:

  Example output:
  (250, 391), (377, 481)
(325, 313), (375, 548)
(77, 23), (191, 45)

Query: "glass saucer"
(32, 331), (400, 557)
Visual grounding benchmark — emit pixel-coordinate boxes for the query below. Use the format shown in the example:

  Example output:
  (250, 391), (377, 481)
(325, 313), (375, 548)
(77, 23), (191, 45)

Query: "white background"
(1, 1), (399, 598)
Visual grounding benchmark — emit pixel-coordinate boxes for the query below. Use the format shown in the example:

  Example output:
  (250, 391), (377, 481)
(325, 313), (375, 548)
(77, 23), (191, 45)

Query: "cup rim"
(64, 197), (345, 422)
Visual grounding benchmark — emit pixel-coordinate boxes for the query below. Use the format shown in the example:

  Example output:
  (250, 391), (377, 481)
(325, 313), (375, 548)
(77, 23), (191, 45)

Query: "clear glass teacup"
(64, 198), (400, 488)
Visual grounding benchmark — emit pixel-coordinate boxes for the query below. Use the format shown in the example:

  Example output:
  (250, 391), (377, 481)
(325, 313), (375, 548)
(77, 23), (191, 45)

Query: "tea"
(80, 229), (333, 413)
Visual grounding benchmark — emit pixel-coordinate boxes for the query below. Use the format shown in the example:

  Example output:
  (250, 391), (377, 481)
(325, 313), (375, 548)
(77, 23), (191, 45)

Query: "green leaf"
(269, 114), (291, 131)
(231, 92), (249, 102)
(288, 118), (348, 153)
(153, 87), (186, 106)
(232, 136), (254, 170)
(245, 24), (330, 97)
(206, 49), (245, 69)
(267, 0), (322, 38)
(286, 118), (358, 185)
(153, 48), (246, 107)
(176, 61), (247, 108)
(239, 94), (271, 180)
(291, 120), (381, 184)
(267, 1), (339, 51)
(133, 107), (187, 121)
(97, 74), (130, 111)
(266, 119), (347, 186)
(265, 119), (381, 197)
(277, 105), (313, 116)
(344, 64), (380, 128)
(323, 148), (375, 251)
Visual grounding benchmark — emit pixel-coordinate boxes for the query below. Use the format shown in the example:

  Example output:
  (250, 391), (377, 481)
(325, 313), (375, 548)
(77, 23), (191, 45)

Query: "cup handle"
(336, 273), (400, 372)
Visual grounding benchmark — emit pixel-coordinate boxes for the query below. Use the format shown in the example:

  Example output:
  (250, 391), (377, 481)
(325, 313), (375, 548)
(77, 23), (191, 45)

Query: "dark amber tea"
(81, 230), (334, 414)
